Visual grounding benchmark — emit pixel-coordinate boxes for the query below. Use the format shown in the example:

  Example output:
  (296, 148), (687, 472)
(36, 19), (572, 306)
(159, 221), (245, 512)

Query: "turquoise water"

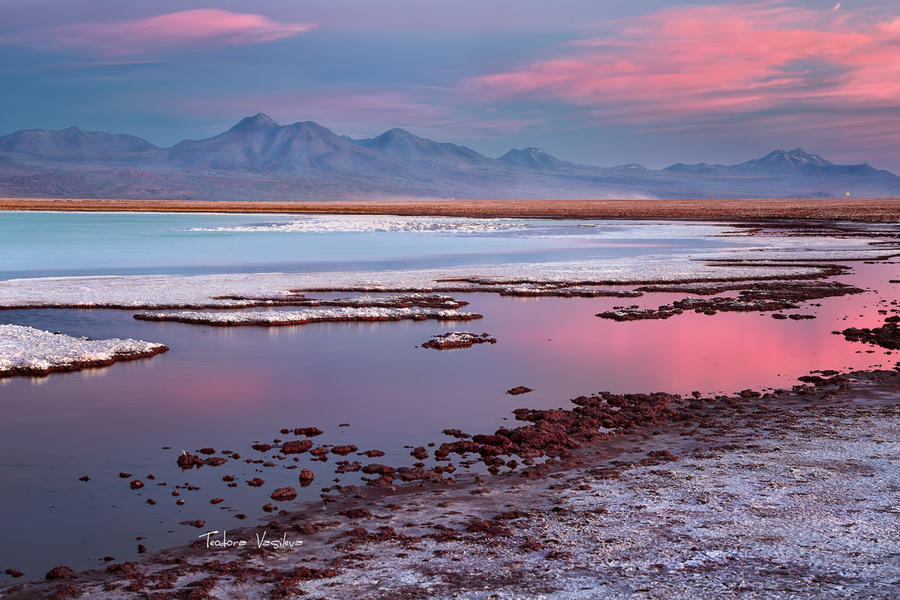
(0, 212), (731, 280)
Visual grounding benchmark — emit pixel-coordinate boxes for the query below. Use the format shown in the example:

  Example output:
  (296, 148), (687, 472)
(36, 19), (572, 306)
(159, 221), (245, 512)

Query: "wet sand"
(1, 197), (899, 222)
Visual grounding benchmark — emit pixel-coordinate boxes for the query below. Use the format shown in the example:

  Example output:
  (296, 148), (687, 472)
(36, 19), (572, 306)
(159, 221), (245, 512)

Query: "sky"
(1, 0), (899, 170)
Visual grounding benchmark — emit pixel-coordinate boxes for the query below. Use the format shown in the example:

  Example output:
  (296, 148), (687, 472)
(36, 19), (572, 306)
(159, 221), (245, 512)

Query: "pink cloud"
(468, 3), (900, 124)
(3, 9), (314, 56)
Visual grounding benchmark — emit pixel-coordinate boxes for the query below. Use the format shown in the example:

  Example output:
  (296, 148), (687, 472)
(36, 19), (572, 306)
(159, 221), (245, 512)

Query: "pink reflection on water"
(490, 263), (896, 396)
(0, 261), (896, 575)
(158, 367), (275, 410)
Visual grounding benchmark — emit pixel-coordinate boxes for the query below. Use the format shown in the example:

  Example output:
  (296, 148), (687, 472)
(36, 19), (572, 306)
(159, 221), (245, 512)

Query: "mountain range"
(1, 113), (898, 201)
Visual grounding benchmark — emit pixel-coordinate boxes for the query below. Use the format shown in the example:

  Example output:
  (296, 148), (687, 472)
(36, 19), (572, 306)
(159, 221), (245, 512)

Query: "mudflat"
(1, 197), (899, 222)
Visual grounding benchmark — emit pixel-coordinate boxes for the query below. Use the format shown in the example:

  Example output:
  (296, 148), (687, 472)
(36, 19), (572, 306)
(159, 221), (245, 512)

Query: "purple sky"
(2, 0), (899, 169)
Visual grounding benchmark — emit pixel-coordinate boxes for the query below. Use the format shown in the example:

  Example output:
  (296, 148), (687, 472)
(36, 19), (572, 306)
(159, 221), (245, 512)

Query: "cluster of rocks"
(599, 280), (863, 321)
(428, 391), (677, 475)
(837, 315), (900, 349)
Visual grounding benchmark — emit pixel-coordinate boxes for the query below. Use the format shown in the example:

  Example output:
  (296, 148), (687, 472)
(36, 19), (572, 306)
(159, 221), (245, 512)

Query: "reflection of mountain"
(1, 114), (897, 200)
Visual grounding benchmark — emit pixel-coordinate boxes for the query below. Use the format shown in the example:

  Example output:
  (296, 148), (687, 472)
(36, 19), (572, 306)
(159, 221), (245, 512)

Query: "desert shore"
(1, 197), (899, 222)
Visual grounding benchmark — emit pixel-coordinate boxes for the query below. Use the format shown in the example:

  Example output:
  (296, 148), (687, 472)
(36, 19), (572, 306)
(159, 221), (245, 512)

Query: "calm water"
(0, 212), (734, 280)
(0, 212), (896, 578)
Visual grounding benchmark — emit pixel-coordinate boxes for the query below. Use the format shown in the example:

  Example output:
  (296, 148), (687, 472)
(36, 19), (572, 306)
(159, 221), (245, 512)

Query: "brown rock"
(177, 452), (202, 469)
(442, 429), (471, 438)
(298, 469), (315, 485)
(335, 461), (361, 474)
(361, 464), (395, 475)
(271, 487), (298, 501)
(180, 520), (205, 528)
(293, 427), (324, 437)
(45, 566), (76, 580)
(281, 440), (313, 454)
(507, 386), (532, 395)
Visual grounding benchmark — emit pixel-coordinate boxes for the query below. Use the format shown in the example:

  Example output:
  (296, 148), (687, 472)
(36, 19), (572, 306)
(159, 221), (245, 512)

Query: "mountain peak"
(615, 162), (647, 171)
(498, 147), (565, 169)
(354, 127), (487, 164)
(285, 120), (338, 134)
(229, 113), (279, 133)
(381, 127), (416, 138)
(741, 148), (832, 170)
(368, 127), (429, 146)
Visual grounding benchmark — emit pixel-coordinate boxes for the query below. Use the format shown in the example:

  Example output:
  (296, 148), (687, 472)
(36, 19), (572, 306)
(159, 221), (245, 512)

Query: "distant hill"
(498, 147), (568, 170)
(665, 148), (890, 178)
(0, 127), (157, 157)
(1, 114), (897, 200)
(355, 128), (488, 166)
(168, 114), (390, 173)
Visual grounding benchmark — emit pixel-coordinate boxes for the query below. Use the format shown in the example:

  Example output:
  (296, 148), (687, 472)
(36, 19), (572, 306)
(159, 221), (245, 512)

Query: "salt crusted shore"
(0, 324), (168, 377)
(132, 306), (481, 326)
(0, 254), (884, 312)
(1, 220), (897, 310)
(3, 368), (897, 599)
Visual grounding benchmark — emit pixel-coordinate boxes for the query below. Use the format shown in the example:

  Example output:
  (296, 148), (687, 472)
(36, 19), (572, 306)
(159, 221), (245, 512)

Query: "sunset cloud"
(2, 9), (314, 56)
(469, 3), (900, 125)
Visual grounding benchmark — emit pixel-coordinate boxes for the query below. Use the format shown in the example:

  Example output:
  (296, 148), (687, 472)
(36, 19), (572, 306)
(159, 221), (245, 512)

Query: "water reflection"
(0, 263), (896, 576)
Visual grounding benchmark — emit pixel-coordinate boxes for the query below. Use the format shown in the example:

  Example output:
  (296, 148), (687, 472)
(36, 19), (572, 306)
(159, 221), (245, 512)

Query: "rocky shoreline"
(3, 365), (897, 599)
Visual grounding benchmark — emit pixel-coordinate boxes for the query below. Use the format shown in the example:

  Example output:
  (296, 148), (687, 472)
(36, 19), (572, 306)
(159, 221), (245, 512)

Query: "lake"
(0, 212), (896, 576)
